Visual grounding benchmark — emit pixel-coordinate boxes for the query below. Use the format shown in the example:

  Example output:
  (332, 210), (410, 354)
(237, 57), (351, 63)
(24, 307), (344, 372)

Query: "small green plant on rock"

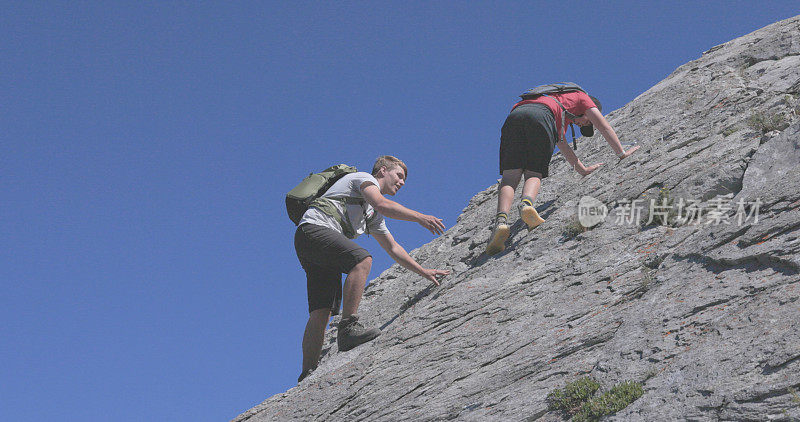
(562, 218), (587, 241)
(643, 187), (679, 227)
(573, 381), (645, 422)
(547, 377), (644, 421)
(747, 111), (786, 134)
(639, 270), (655, 292)
(547, 377), (601, 415)
(721, 125), (739, 137)
(790, 386), (800, 404)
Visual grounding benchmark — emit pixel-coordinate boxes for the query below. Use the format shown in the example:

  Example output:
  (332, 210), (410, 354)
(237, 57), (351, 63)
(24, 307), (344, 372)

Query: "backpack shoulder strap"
(308, 196), (365, 239)
(542, 94), (579, 151)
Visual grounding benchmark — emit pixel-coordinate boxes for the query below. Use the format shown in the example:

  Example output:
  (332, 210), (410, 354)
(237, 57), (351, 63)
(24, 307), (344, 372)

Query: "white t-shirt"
(298, 172), (390, 238)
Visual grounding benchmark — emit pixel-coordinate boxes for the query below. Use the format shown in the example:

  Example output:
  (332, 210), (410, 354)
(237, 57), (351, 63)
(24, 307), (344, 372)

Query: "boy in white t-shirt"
(294, 155), (450, 382)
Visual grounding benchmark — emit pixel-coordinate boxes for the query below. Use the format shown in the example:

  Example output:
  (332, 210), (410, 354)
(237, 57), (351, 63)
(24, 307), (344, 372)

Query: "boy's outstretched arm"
(361, 183), (445, 235)
(372, 232), (450, 286)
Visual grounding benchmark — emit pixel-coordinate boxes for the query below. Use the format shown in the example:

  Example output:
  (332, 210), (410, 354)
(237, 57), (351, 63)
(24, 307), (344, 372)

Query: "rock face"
(236, 16), (800, 421)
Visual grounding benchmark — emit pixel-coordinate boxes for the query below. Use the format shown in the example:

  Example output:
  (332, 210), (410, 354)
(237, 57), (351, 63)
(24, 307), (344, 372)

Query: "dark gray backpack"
(519, 82), (590, 150)
(520, 82), (587, 100)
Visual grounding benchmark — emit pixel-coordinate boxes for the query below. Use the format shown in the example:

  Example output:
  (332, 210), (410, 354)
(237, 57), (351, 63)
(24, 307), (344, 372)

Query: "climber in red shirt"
(485, 86), (640, 255)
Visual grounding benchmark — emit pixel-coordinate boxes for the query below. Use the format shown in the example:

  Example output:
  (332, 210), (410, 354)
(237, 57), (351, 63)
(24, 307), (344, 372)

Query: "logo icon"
(578, 196), (608, 228)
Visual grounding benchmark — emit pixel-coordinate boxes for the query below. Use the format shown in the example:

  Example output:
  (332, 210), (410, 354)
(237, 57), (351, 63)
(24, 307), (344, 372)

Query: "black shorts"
(294, 224), (371, 315)
(499, 103), (557, 178)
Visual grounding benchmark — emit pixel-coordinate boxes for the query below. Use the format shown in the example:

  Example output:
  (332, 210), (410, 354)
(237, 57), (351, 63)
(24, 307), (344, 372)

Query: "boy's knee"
(309, 308), (331, 321)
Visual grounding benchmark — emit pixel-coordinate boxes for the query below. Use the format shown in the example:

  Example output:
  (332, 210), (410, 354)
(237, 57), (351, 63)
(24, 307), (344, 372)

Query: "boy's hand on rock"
(422, 269), (450, 286)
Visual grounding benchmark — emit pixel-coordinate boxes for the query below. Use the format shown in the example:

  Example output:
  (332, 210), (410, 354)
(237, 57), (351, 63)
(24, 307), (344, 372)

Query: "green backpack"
(286, 164), (358, 225)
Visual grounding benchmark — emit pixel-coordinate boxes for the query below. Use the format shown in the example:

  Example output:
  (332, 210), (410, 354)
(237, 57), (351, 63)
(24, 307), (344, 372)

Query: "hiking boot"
(485, 219), (510, 256)
(297, 367), (315, 383)
(337, 314), (380, 352)
(519, 202), (545, 231)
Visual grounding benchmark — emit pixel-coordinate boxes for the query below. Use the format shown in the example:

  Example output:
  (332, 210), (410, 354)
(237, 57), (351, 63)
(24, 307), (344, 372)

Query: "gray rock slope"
(237, 16), (800, 421)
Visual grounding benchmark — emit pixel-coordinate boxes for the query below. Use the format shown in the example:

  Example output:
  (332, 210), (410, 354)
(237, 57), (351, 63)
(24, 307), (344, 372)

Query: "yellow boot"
(485, 213), (510, 256)
(519, 198), (545, 231)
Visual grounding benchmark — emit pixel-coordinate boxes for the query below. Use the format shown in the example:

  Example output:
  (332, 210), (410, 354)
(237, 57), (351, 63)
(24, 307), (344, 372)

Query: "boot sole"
(520, 206), (545, 231)
(485, 224), (510, 256)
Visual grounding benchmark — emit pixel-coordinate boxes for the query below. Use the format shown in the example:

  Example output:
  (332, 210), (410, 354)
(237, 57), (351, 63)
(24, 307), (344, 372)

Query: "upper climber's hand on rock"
(578, 163), (603, 176)
(619, 145), (641, 159)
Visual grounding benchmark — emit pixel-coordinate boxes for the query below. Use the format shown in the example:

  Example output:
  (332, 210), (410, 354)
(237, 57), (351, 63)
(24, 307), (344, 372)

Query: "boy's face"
(379, 165), (406, 195)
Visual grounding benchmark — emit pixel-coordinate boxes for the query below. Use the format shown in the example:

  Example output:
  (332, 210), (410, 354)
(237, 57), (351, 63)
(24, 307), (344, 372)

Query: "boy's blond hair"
(372, 155), (408, 179)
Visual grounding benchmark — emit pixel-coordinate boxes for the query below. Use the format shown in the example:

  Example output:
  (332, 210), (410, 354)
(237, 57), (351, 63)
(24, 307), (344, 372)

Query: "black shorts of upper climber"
(499, 103), (557, 178)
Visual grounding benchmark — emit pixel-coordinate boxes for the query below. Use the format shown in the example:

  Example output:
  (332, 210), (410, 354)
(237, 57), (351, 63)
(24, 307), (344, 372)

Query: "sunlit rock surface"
(236, 15), (800, 421)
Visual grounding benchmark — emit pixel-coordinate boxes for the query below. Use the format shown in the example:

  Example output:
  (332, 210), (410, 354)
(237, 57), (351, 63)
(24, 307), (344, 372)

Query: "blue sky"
(3, 2), (798, 421)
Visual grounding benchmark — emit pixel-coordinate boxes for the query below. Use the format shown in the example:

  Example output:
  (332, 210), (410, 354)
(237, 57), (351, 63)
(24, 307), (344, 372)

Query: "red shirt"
(512, 91), (597, 139)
